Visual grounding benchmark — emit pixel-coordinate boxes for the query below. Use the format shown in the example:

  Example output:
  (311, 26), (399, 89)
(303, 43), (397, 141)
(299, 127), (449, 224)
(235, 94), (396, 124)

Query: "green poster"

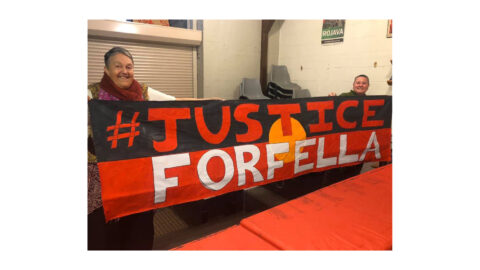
(322, 20), (345, 44)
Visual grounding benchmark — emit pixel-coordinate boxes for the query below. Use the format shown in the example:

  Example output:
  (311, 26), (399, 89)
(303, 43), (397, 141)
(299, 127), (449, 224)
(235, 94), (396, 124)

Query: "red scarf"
(100, 72), (144, 101)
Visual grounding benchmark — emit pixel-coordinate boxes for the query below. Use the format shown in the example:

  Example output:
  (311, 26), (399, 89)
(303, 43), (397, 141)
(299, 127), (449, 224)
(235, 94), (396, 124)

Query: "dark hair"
(354, 74), (369, 84)
(104, 47), (134, 67)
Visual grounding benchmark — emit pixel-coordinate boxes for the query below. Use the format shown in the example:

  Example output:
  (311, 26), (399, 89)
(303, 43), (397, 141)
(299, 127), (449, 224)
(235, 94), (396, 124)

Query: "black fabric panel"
(89, 96), (392, 162)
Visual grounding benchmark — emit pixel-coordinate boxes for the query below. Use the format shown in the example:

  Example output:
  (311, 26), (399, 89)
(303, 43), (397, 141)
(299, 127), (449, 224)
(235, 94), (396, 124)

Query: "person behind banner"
(328, 74), (369, 97)
(88, 46), (221, 250)
(324, 74), (370, 184)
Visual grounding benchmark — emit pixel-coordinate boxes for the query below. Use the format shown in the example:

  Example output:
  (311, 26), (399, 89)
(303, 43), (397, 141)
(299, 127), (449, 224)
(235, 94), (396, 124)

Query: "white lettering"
(316, 137), (337, 168)
(359, 131), (381, 161)
(197, 149), (234, 191)
(266, 142), (289, 180)
(338, 134), (359, 164)
(234, 144), (264, 186)
(294, 138), (316, 174)
(152, 153), (191, 204)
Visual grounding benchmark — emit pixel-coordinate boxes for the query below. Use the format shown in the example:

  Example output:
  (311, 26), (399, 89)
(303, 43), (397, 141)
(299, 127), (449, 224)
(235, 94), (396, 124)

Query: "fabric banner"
(89, 96), (392, 221)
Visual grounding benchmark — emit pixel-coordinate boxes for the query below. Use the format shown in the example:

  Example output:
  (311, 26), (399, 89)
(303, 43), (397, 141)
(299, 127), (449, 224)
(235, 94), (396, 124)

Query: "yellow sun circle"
(268, 117), (306, 163)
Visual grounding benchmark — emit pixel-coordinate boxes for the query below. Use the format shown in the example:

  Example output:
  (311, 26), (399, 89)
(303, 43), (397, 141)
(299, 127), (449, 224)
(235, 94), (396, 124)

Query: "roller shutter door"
(88, 37), (194, 98)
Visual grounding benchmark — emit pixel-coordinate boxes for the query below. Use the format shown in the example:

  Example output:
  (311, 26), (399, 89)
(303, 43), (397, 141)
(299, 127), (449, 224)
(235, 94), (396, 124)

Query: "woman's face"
(353, 76), (369, 95)
(104, 53), (134, 89)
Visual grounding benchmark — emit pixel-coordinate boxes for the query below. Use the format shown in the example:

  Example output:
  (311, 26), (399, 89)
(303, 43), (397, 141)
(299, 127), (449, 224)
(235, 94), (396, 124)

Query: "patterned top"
(87, 83), (149, 214)
(98, 88), (121, 101)
(88, 163), (102, 214)
(87, 83), (175, 214)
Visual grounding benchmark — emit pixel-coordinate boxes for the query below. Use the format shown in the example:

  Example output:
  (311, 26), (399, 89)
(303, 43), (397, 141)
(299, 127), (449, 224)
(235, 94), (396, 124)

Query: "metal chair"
(266, 82), (293, 99)
(239, 78), (267, 99)
(294, 89), (312, 98)
(270, 65), (302, 91)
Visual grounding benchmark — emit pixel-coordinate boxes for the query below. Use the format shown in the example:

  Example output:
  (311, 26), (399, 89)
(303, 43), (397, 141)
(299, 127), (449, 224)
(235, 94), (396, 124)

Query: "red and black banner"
(89, 96), (392, 221)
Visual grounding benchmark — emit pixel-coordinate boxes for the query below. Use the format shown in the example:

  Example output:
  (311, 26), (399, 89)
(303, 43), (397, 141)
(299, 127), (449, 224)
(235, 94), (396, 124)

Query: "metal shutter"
(88, 37), (194, 98)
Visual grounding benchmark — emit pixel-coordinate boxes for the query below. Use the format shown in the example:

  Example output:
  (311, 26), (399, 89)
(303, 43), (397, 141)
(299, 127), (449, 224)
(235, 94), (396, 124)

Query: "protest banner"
(89, 96), (392, 221)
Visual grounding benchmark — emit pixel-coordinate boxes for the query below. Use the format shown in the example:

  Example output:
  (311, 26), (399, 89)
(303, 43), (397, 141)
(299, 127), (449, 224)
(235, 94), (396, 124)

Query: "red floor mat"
(240, 165), (392, 250)
(174, 164), (392, 250)
(173, 225), (279, 250)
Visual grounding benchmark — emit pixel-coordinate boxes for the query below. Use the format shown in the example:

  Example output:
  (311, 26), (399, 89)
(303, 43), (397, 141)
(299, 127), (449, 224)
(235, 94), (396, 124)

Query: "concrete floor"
(152, 162), (381, 250)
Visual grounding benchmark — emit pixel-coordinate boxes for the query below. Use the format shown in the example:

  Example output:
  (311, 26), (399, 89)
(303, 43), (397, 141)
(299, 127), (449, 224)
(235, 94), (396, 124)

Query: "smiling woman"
(88, 46), (176, 250)
(88, 46), (176, 102)
(87, 46), (222, 250)
(105, 51), (135, 90)
(328, 74), (370, 97)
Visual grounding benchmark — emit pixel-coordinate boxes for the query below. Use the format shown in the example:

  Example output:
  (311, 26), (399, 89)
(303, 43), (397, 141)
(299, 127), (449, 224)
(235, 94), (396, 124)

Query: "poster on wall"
(321, 20), (346, 44)
(387, 19), (392, 38)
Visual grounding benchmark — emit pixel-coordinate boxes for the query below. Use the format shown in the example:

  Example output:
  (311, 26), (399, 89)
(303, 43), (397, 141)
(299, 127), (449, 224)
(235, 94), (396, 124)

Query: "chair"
(266, 82), (293, 99)
(294, 89), (311, 98)
(239, 78), (267, 99)
(270, 65), (302, 91)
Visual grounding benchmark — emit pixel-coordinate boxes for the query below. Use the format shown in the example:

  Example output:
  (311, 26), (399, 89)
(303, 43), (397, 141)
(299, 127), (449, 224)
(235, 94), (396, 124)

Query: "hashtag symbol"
(106, 110), (140, 149)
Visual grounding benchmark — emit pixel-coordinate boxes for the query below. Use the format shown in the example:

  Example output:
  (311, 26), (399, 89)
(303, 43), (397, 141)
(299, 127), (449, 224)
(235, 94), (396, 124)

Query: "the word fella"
(89, 96), (392, 221)
(152, 130), (383, 204)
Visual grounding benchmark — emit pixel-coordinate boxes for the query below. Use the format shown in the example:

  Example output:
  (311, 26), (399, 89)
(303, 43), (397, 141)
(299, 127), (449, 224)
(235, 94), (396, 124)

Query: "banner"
(89, 96), (392, 221)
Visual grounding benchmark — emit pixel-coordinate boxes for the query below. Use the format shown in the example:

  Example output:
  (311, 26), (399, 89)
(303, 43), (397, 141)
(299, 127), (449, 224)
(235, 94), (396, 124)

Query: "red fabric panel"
(97, 157), (155, 221)
(173, 225), (279, 250)
(240, 164), (392, 250)
(98, 129), (391, 222)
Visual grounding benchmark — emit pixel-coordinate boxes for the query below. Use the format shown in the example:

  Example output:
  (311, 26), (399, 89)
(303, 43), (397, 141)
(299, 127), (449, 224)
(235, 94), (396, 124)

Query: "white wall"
(270, 20), (392, 96)
(202, 20), (261, 99)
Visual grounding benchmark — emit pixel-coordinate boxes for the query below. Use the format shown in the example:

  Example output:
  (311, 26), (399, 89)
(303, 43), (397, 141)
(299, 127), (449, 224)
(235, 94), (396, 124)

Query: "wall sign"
(322, 20), (346, 44)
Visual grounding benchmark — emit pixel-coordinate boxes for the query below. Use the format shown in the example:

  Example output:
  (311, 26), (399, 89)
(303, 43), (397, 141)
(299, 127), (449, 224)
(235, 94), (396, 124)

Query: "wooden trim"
(193, 47), (198, 98)
(260, 20), (275, 94)
(88, 20), (202, 46)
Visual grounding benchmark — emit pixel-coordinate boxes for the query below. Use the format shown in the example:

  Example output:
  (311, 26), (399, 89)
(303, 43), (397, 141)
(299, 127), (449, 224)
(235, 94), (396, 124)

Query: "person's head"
(352, 74), (369, 95)
(104, 47), (135, 89)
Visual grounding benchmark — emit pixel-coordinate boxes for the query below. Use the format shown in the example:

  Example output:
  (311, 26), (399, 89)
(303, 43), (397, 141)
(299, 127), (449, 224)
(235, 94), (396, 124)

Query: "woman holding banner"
(88, 46), (220, 250)
(88, 46), (173, 250)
